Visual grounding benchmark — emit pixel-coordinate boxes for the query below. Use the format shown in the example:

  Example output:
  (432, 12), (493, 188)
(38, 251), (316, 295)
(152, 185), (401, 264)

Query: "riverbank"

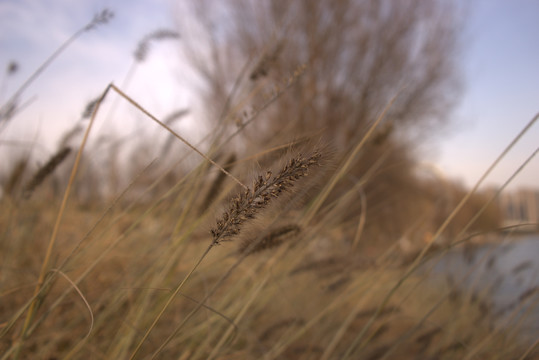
(423, 235), (539, 346)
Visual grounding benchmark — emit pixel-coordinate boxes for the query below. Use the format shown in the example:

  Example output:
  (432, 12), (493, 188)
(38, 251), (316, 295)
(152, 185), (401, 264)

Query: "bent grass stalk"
(15, 85), (110, 357)
(109, 84), (248, 191)
(9, 82), (253, 357)
(47, 269), (94, 360)
(15, 160), (159, 360)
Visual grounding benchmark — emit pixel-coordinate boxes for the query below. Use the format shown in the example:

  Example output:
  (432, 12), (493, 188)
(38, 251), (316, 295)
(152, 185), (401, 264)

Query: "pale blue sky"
(0, 0), (537, 190)
(435, 0), (539, 190)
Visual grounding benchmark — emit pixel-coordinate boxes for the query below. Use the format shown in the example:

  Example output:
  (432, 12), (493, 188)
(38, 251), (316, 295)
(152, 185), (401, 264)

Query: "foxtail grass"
(238, 224), (301, 255)
(23, 147), (71, 199)
(130, 147), (323, 358)
(211, 150), (321, 244)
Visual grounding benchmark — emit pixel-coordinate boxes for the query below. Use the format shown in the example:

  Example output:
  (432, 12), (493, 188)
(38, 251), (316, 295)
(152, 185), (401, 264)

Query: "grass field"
(1, 7), (538, 359)
(1, 115), (537, 359)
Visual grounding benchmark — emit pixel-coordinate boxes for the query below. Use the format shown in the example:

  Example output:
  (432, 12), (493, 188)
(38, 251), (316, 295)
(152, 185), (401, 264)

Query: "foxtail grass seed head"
(84, 9), (114, 31)
(239, 224), (301, 255)
(23, 147), (72, 199)
(134, 29), (180, 62)
(81, 97), (100, 119)
(211, 149), (322, 245)
(7, 61), (19, 75)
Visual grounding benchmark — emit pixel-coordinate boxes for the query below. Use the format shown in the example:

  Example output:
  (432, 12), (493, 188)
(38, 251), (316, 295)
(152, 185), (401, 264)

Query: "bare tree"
(177, 0), (465, 240)
(178, 0), (461, 143)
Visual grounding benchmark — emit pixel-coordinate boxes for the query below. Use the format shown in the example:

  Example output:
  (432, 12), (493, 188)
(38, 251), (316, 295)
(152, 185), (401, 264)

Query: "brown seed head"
(211, 149), (321, 245)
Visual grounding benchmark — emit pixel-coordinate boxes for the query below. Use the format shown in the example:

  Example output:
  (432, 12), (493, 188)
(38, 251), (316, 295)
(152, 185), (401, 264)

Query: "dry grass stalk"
(14, 86), (109, 359)
(130, 149), (323, 358)
(211, 149), (322, 245)
(239, 224), (301, 255)
(23, 147), (71, 199)
(109, 84), (247, 191)
(198, 153), (237, 215)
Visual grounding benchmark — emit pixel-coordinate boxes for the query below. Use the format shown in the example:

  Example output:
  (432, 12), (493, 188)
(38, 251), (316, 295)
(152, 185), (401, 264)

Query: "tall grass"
(1, 8), (538, 360)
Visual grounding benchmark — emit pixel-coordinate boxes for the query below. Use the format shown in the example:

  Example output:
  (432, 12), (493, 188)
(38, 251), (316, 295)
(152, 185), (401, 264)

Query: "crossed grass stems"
(4, 78), (539, 358)
(3, 74), (325, 358)
(1, 9), (538, 356)
(9, 78), (538, 359)
(0, 11), (322, 354)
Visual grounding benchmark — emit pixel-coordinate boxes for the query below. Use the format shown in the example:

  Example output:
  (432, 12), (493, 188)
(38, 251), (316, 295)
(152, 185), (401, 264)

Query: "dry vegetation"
(1, 1), (538, 359)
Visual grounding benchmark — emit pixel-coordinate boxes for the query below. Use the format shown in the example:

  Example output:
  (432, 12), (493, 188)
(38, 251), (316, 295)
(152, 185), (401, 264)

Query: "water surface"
(424, 234), (539, 343)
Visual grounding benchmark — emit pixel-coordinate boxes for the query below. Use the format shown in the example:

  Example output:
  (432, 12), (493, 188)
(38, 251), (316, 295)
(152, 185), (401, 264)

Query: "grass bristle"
(211, 149), (322, 244)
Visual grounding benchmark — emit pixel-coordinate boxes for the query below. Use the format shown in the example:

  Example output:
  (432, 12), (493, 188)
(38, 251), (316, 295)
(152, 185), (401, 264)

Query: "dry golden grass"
(1, 7), (538, 359)
(1, 156), (537, 359)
